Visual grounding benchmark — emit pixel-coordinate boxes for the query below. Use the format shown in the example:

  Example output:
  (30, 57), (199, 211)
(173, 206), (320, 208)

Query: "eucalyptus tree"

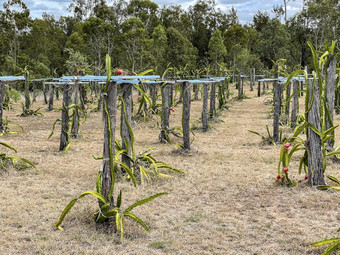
(208, 29), (227, 73)
(1, 0), (31, 65)
(120, 17), (154, 73)
(127, 0), (160, 37)
(165, 27), (197, 72)
(152, 24), (167, 74)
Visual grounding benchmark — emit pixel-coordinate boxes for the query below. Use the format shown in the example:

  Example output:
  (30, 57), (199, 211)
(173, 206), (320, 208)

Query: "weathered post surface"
(121, 83), (133, 168)
(32, 81), (36, 103)
(290, 80), (299, 128)
(202, 83), (208, 132)
(250, 69), (253, 91)
(60, 85), (70, 151)
(151, 84), (157, 111)
(218, 82), (223, 109)
(326, 55), (337, 148)
(273, 77), (281, 143)
(48, 84), (54, 111)
(71, 79), (80, 139)
(262, 80), (266, 95)
(307, 78), (325, 185)
(209, 83), (216, 119)
(257, 80), (261, 97)
(24, 72), (30, 110)
(285, 82), (291, 124)
(79, 84), (86, 111)
(194, 83), (199, 100)
(160, 83), (170, 143)
(43, 81), (48, 104)
(101, 81), (117, 206)
(55, 86), (59, 100)
(0, 82), (4, 132)
(169, 85), (173, 107)
(182, 81), (191, 150)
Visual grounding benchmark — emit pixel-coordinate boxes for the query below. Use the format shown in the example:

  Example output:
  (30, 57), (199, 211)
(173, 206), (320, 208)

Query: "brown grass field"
(0, 84), (339, 255)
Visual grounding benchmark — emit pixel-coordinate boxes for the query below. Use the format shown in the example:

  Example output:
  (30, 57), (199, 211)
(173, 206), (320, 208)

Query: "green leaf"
(117, 190), (122, 208)
(115, 160), (137, 187)
(312, 238), (339, 247)
(0, 142), (17, 153)
(124, 212), (150, 232)
(327, 176), (340, 184)
(125, 192), (168, 213)
(55, 190), (108, 230)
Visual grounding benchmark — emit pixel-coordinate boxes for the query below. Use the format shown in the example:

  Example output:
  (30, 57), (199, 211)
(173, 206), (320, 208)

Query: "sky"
(0, 0), (304, 25)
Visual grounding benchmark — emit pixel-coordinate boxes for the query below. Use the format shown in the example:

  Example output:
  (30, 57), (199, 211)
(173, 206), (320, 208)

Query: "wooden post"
(79, 84), (86, 111)
(218, 82), (223, 109)
(55, 86), (59, 100)
(326, 56), (337, 148)
(237, 74), (242, 98)
(48, 84), (53, 111)
(202, 83), (208, 132)
(59, 85), (70, 151)
(194, 83), (199, 100)
(285, 82), (291, 124)
(101, 81), (117, 205)
(32, 81), (36, 103)
(250, 69), (253, 91)
(43, 81), (47, 104)
(290, 80), (299, 128)
(307, 78), (325, 185)
(182, 81), (191, 150)
(160, 83), (170, 143)
(262, 80), (266, 95)
(121, 83), (133, 168)
(169, 85), (173, 107)
(209, 83), (216, 119)
(0, 82), (4, 132)
(71, 80), (80, 139)
(151, 84), (157, 111)
(24, 72), (30, 110)
(273, 75), (281, 143)
(257, 80), (261, 97)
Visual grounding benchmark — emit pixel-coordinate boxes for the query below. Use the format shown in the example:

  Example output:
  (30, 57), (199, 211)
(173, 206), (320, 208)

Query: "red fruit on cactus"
(284, 143), (291, 149)
(116, 69), (123, 75)
(170, 107), (175, 113)
(276, 175), (280, 180)
(305, 174), (308, 180)
(283, 167), (288, 173)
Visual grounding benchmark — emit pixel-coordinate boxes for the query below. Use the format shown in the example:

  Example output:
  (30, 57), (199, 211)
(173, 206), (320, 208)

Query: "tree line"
(0, 0), (339, 78)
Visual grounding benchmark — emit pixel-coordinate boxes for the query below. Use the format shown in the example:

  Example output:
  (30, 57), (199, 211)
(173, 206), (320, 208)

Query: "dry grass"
(1, 85), (339, 255)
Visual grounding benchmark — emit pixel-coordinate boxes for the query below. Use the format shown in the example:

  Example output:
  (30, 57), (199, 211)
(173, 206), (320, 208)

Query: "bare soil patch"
(1, 86), (339, 254)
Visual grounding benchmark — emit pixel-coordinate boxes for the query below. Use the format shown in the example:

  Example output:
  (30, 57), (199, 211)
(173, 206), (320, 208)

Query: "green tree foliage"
(165, 27), (197, 71)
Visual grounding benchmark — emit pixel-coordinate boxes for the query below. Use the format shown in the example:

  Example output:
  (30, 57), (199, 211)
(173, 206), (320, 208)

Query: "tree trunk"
(160, 83), (170, 143)
(101, 81), (117, 205)
(59, 85), (70, 151)
(182, 82), (191, 150)
(24, 72), (30, 110)
(121, 83), (133, 168)
(202, 83), (208, 132)
(48, 84), (53, 111)
(0, 82), (4, 133)
(307, 78), (325, 186)
(290, 80), (299, 128)
(326, 55), (336, 148)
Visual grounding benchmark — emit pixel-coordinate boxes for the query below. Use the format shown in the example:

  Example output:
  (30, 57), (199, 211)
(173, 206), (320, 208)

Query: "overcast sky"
(0, 0), (304, 25)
